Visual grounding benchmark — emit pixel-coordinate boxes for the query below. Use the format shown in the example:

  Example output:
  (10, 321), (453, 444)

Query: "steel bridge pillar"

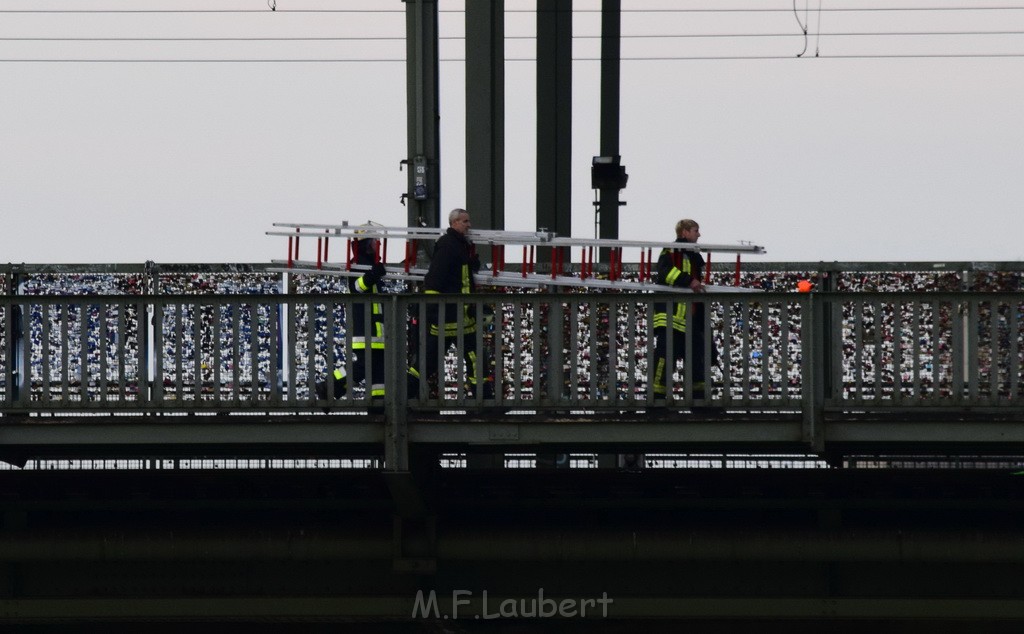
(465, 0), (505, 234)
(536, 0), (573, 238)
(404, 0), (441, 230)
(383, 296), (436, 574)
(595, 0), (626, 262)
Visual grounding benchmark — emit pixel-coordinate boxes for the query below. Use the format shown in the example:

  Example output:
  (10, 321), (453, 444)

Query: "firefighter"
(653, 218), (713, 399)
(317, 230), (387, 401)
(420, 208), (494, 399)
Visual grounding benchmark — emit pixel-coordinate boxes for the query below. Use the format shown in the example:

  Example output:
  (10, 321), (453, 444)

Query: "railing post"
(133, 299), (147, 409)
(141, 263), (156, 408)
(3, 271), (10, 405)
(385, 296), (409, 472)
(152, 301), (164, 406)
(545, 299), (565, 406)
(4, 301), (19, 405)
(802, 292), (825, 453)
(7, 266), (25, 406)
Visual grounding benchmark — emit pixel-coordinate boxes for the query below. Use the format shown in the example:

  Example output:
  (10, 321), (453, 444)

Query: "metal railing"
(2, 290), (1021, 414)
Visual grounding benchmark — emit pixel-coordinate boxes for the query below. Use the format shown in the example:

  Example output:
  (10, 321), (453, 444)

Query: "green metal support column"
(597, 0), (624, 258)
(465, 0), (505, 232)
(802, 293), (825, 453)
(405, 0), (441, 229)
(536, 0), (572, 237)
(384, 297), (409, 473)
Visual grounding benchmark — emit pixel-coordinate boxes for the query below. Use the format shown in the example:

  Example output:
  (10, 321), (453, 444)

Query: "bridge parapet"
(1, 289), (1020, 410)
(1, 263), (1022, 461)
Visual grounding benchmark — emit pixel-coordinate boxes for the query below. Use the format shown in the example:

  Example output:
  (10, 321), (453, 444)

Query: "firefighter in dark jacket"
(317, 232), (387, 400)
(653, 218), (713, 398)
(421, 208), (494, 398)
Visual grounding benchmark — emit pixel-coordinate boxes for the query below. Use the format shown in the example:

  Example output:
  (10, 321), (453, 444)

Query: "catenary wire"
(2, 31), (1024, 41)
(2, 3), (1021, 61)
(3, 53), (1024, 62)
(2, 6), (1024, 13)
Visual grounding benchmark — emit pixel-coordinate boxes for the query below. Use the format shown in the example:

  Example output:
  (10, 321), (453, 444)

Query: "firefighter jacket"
(348, 246), (384, 350)
(654, 238), (706, 332)
(423, 227), (477, 336)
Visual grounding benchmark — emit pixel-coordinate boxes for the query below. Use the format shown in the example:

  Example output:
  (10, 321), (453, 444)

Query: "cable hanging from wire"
(815, 0), (825, 56)
(794, 0), (810, 57)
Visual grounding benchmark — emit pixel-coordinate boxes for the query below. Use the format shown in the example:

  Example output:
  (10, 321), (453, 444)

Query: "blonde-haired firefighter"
(653, 219), (716, 399)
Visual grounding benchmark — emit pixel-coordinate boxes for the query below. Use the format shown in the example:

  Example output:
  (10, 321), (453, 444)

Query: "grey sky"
(1, 0), (1022, 264)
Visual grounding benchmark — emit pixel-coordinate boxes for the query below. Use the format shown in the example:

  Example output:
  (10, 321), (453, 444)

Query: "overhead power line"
(2, 31), (1024, 42)
(2, 3), (1022, 62)
(0, 9), (403, 13)
(0, 36), (406, 42)
(524, 6), (1024, 11)
(3, 53), (1024, 63)
(2, 5), (1024, 13)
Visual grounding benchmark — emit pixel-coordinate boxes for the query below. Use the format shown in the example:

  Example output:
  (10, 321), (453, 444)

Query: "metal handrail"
(1, 291), (1021, 415)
